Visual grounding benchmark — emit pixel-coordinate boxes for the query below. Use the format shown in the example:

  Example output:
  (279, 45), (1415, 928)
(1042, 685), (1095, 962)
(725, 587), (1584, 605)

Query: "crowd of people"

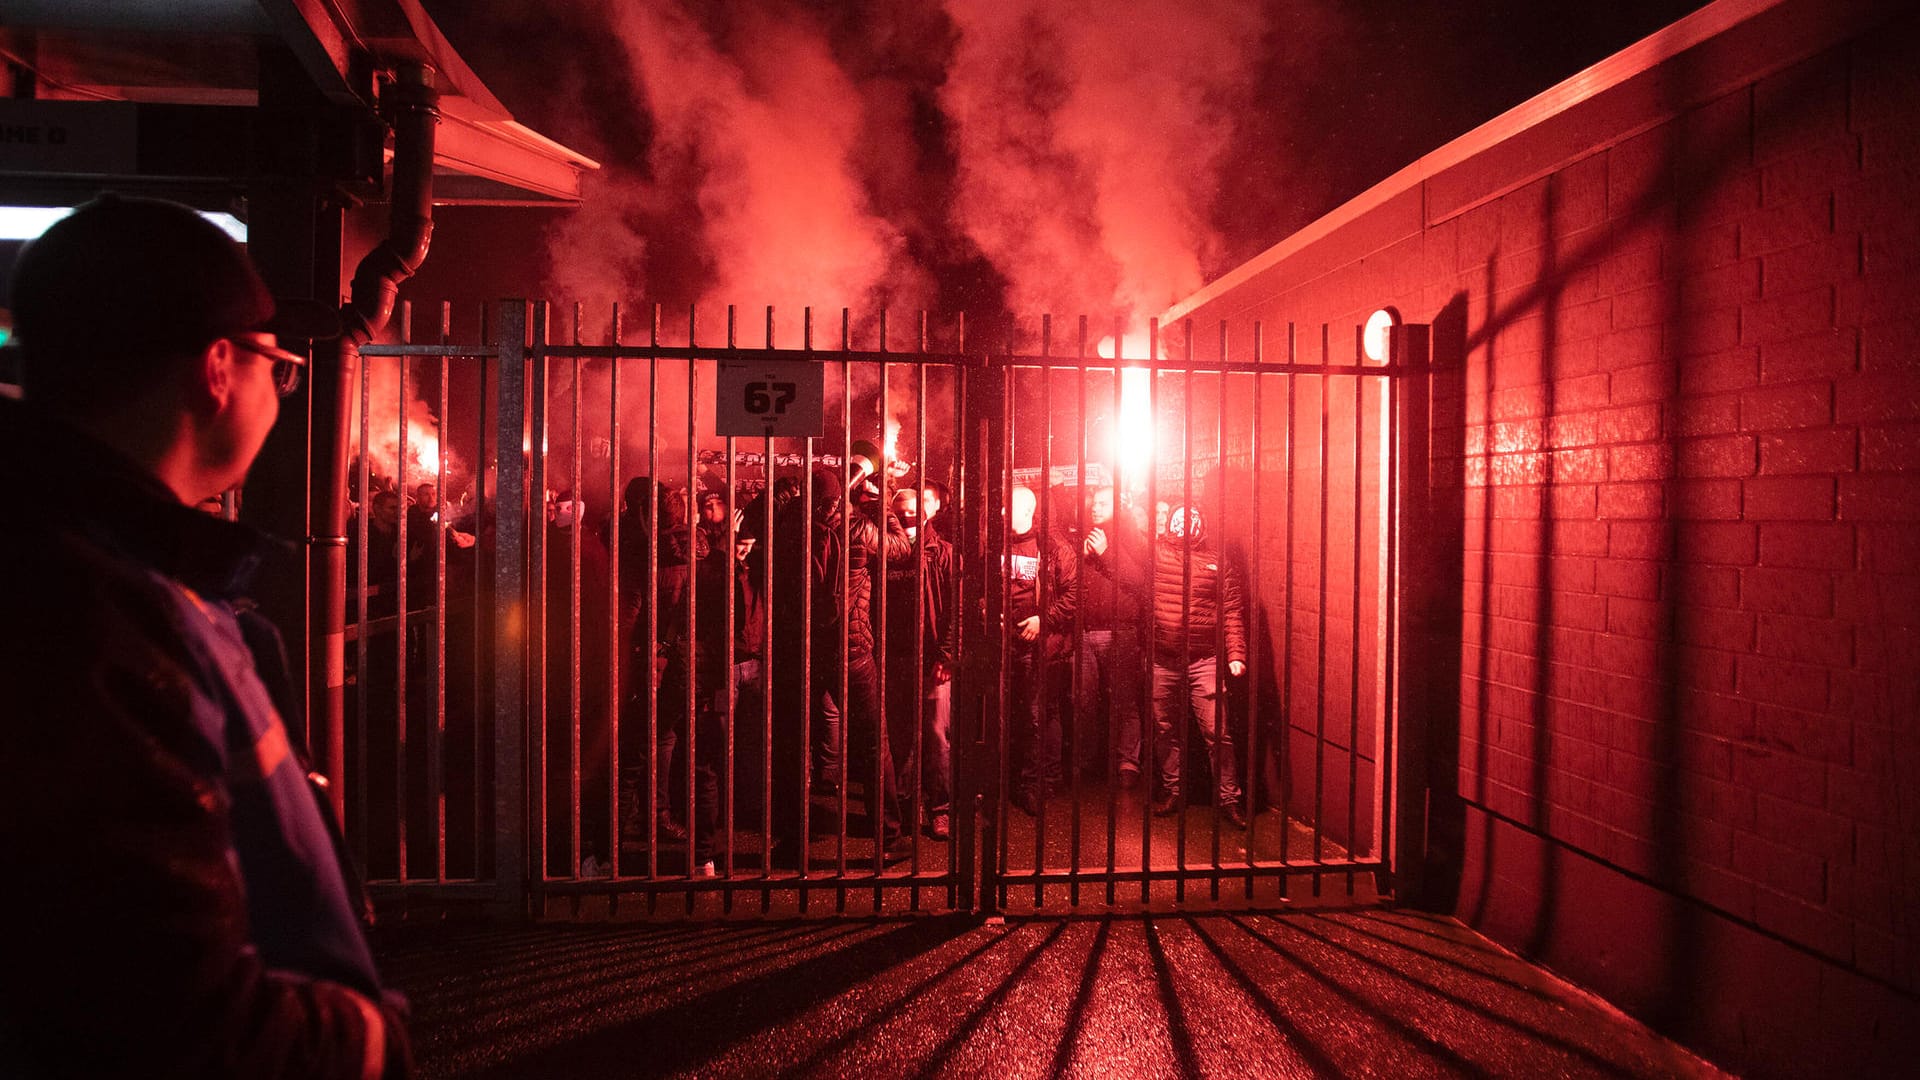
(540, 457), (1258, 876)
(999, 484), (1252, 831)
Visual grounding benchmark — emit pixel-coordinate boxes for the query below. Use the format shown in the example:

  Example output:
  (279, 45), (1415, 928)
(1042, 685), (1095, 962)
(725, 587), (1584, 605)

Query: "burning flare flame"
(1097, 331), (1157, 490)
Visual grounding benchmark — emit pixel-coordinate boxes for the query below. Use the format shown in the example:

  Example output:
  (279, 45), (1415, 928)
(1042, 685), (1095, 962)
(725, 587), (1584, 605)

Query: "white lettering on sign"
(0, 101), (137, 176)
(716, 359), (825, 438)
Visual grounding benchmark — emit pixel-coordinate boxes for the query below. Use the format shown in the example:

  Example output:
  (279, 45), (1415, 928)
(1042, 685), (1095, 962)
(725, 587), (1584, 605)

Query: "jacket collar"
(1, 397), (291, 600)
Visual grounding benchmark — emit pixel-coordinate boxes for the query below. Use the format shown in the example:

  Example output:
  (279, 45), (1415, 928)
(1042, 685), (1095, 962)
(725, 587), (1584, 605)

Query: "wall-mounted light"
(1363, 306), (1400, 363)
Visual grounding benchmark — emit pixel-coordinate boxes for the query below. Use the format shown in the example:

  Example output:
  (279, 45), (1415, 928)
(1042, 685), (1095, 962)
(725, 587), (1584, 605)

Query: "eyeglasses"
(228, 336), (308, 398)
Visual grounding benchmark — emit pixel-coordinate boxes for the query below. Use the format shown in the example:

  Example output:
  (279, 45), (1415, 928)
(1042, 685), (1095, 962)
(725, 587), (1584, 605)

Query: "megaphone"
(848, 439), (884, 483)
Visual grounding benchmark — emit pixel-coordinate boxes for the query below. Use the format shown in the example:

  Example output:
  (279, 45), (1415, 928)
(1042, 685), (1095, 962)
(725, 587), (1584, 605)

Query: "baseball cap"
(9, 194), (340, 370)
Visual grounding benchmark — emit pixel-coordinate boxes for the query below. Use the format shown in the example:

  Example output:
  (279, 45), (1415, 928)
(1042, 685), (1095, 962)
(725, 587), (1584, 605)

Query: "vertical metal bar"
(530, 303), (549, 886)
(997, 354), (1013, 911)
(875, 311), (890, 894)
(395, 310), (410, 882)
(646, 304), (660, 883)
(1103, 319), (1120, 907)
(1350, 340), (1365, 893)
(1314, 325), (1330, 894)
(609, 304), (623, 880)
(911, 313), (928, 898)
(492, 300), (529, 915)
(1140, 317), (1157, 905)
(354, 331), (371, 860)
(685, 306), (698, 885)
(1244, 324), (1263, 899)
(724, 306), (738, 900)
(838, 309), (851, 906)
(950, 315), (970, 911)
(570, 306), (584, 879)
(1281, 324), (1296, 894)
(800, 308), (815, 907)
(1071, 315), (1087, 911)
(758, 441), (774, 893)
(435, 303), (450, 883)
(1176, 319), (1193, 905)
(1212, 321), (1227, 900)
(1036, 314), (1052, 909)
(1382, 325), (1413, 896)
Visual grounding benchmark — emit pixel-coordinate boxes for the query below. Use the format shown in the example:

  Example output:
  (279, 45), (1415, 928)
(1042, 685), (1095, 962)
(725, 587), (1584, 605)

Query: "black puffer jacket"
(882, 527), (957, 672)
(803, 489), (912, 665)
(1150, 538), (1246, 665)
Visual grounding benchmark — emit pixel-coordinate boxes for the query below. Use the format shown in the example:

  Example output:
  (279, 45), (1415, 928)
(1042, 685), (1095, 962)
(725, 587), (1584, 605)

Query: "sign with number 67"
(716, 360), (825, 437)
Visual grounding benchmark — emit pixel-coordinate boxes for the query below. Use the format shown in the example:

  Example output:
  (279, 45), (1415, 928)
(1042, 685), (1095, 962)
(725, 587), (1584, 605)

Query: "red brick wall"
(1176, 4), (1919, 1075)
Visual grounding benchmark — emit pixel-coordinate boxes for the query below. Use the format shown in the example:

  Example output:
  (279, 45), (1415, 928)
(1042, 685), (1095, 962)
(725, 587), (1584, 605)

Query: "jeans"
(1011, 646), (1060, 803)
(888, 666), (953, 819)
(820, 654), (902, 841)
(815, 676), (842, 786)
(1152, 655), (1241, 806)
(1075, 628), (1142, 775)
(688, 660), (764, 864)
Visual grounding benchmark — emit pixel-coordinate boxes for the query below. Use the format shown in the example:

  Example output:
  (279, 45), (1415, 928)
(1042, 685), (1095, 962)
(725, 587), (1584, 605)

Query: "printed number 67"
(744, 380), (797, 415)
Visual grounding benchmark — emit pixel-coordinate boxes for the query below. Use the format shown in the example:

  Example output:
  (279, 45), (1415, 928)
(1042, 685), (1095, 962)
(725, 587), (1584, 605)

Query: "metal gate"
(339, 301), (1419, 919)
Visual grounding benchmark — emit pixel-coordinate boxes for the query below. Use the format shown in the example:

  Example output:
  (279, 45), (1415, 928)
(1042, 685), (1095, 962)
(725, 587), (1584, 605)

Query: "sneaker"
(928, 812), (951, 841)
(693, 860), (717, 878)
(656, 815), (689, 843)
(1152, 793), (1180, 817)
(1117, 767), (1143, 792)
(881, 835), (915, 864)
(1220, 803), (1249, 830)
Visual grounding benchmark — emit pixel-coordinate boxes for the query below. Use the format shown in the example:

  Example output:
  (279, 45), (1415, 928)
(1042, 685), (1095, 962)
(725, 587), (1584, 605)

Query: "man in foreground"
(0, 196), (411, 1078)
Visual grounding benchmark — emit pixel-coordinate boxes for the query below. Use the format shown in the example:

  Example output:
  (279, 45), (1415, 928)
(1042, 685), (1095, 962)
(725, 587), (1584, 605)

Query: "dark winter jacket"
(811, 495), (912, 663)
(1005, 527), (1078, 654)
(882, 526), (958, 673)
(620, 520), (705, 656)
(691, 540), (766, 692)
(0, 398), (409, 1078)
(1150, 537), (1247, 666)
(1073, 517), (1149, 630)
(767, 482), (911, 669)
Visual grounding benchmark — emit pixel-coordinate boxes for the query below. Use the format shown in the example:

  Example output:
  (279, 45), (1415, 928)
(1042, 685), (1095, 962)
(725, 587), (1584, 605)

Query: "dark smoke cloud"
(417, 0), (1714, 331)
(419, 0), (1279, 342)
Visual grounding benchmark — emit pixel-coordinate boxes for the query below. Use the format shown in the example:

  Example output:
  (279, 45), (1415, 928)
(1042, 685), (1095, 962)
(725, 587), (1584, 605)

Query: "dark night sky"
(407, 0), (1712, 320)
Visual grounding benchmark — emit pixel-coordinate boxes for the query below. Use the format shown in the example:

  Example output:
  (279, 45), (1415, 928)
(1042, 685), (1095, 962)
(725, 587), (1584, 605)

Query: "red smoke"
(548, 0), (920, 318)
(532, 0), (1266, 338)
(351, 356), (455, 493)
(941, 0), (1264, 334)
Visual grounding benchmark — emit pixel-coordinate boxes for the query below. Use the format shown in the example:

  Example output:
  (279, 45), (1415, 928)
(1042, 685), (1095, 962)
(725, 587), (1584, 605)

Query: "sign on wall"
(714, 359), (825, 438)
(0, 101), (137, 176)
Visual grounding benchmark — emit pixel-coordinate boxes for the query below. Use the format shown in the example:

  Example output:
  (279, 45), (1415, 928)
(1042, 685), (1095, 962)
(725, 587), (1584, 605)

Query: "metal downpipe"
(315, 63), (440, 819)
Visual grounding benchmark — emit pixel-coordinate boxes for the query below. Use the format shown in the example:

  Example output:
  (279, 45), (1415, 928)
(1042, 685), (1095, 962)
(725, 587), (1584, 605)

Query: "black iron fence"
(339, 301), (1421, 918)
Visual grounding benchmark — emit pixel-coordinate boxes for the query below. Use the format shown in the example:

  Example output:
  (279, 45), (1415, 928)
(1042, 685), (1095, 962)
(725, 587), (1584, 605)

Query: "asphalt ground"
(374, 908), (1730, 1079)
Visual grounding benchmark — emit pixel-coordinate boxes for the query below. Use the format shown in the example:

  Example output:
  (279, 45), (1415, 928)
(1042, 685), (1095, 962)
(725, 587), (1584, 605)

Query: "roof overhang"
(0, 0), (596, 206)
